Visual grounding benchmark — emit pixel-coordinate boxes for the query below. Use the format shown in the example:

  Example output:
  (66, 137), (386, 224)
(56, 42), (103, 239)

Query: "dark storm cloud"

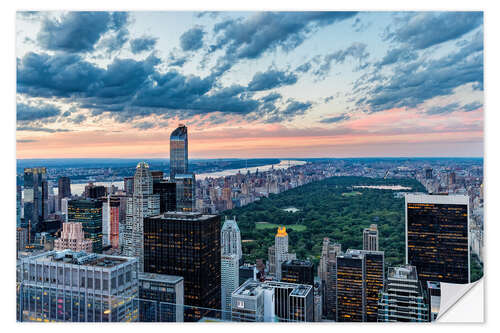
(247, 69), (298, 91)
(37, 12), (130, 53)
(130, 36), (157, 54)
(180, 26), (205, 51)
(359, 30), (483, 112)
(462, 101), (483, 112)
(385, 12), (483, 50)
(17, 102), (61, 121)
(426, 103), (460, 115)
(319, 113), (350, 123)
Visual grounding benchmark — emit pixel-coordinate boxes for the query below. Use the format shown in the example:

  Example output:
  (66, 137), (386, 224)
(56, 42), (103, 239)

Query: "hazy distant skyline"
(16, 11), (483, 159)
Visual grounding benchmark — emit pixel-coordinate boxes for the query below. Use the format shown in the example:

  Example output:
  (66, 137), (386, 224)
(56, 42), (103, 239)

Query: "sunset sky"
(16, 11), (484, 159)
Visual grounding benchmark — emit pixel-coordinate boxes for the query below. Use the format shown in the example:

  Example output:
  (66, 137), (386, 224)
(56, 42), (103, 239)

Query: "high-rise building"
(378, 265), (429, 322)
(123, 162), (160, 272)
(273, 226), (296, 280)
(153, 180), (177, 213)
(406, 194), (470, 284)
(426, 281), (441, 321)
(124, 177), (134, 196)
(336, 249), (384, 322)
(170, 124), (188, 180)
(60, 197), (69, 222)
(54, 222), (93, 253)
(239, 263), (257, 285)
(221, 217), (242, 262)
(84, 183), (107, 199)
(281, 260), (314, 286)
(336, 251), (365, 322)
(363, 224), (379, 251)
(425, 168), (433, 180)
(317, 238), (341, 320)
(57, 176), (71, 210)
(231, 280), (313, 322)
(150, 170), (164, 183)
(17, 177), (22, 228)
(67, 199), (103, 253)
(138, 272), (184, 322)
(221, 254), (239, 320)
(17, 250), (139, 322)
(143, 212), (221, 322)
(174, 174), (195, 212)
(23, 167), (48, 234)
(448, 171), (456, 186)
(16, 227), (28, 254)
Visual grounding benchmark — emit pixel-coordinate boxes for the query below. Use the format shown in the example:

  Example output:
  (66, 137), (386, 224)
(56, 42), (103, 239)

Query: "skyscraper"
(221, 217), (242, 262)
(273, 226), (296, 280)
(336, 249), (384, 322)
(317, 238), (341, 320)
(17, 250), (139, 322)
(281, 260), (314, 286)
(363, 224), (379, 251)
(221, 253), (239, 320)
(123, 162), (160, 272)
(67, 199), (103, 253)
(143, 212), (221, 322)
(406, 193), (470, 284)
(23, 167), (48, 234)
(124, 176), (134, 196)
(57, 176), (71, 209)
(153, 180), (177, 213)
(170, 124), (188, 180)
(175, 174), (195, 212)
(378, 265), (429, 322)
(54, 222), (93, 252)
(16, 176), (22, 228)
(138, 272), (184, 322)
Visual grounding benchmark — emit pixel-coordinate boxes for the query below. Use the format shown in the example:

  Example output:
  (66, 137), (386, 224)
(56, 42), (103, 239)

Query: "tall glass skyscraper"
(170, 124), (188, 180)
(23, 167), (48, 234)
(68, 199), (103, 253)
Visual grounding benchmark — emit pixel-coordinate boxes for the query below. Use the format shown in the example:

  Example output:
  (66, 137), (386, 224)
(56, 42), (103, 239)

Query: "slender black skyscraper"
(57, 176), (71, 209)
(170, 124), (188, 180)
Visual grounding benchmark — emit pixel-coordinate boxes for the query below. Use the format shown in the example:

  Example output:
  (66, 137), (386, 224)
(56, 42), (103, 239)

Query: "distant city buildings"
(57, 176), (71, 209)
(406, 193), (470, 284)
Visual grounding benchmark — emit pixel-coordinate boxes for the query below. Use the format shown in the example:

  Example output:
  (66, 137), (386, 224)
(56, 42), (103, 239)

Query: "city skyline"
(16, 11), (483, 159)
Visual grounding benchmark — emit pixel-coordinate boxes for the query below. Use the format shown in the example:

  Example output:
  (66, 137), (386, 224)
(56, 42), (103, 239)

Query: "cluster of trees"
(224, 176), (426, 269)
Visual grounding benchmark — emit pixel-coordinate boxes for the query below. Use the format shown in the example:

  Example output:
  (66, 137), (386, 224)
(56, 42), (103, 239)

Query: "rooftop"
(24, 249), (133, 268)
(149, 211), (218, 221)
(138, 272), (183, 284)
(388, 265), (418, 281)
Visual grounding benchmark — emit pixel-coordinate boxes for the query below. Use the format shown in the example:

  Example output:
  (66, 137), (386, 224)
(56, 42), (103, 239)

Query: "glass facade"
(153, 180), (177, 213)
(170, 124), (188, 180)
(406, 200), (469, 284)
(68, 200), (103, 253)
(336, 254), (365, 322)
(144, 212), (221, 322)
(281, 260), (314, 286)
(23, 167), (48, 233)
